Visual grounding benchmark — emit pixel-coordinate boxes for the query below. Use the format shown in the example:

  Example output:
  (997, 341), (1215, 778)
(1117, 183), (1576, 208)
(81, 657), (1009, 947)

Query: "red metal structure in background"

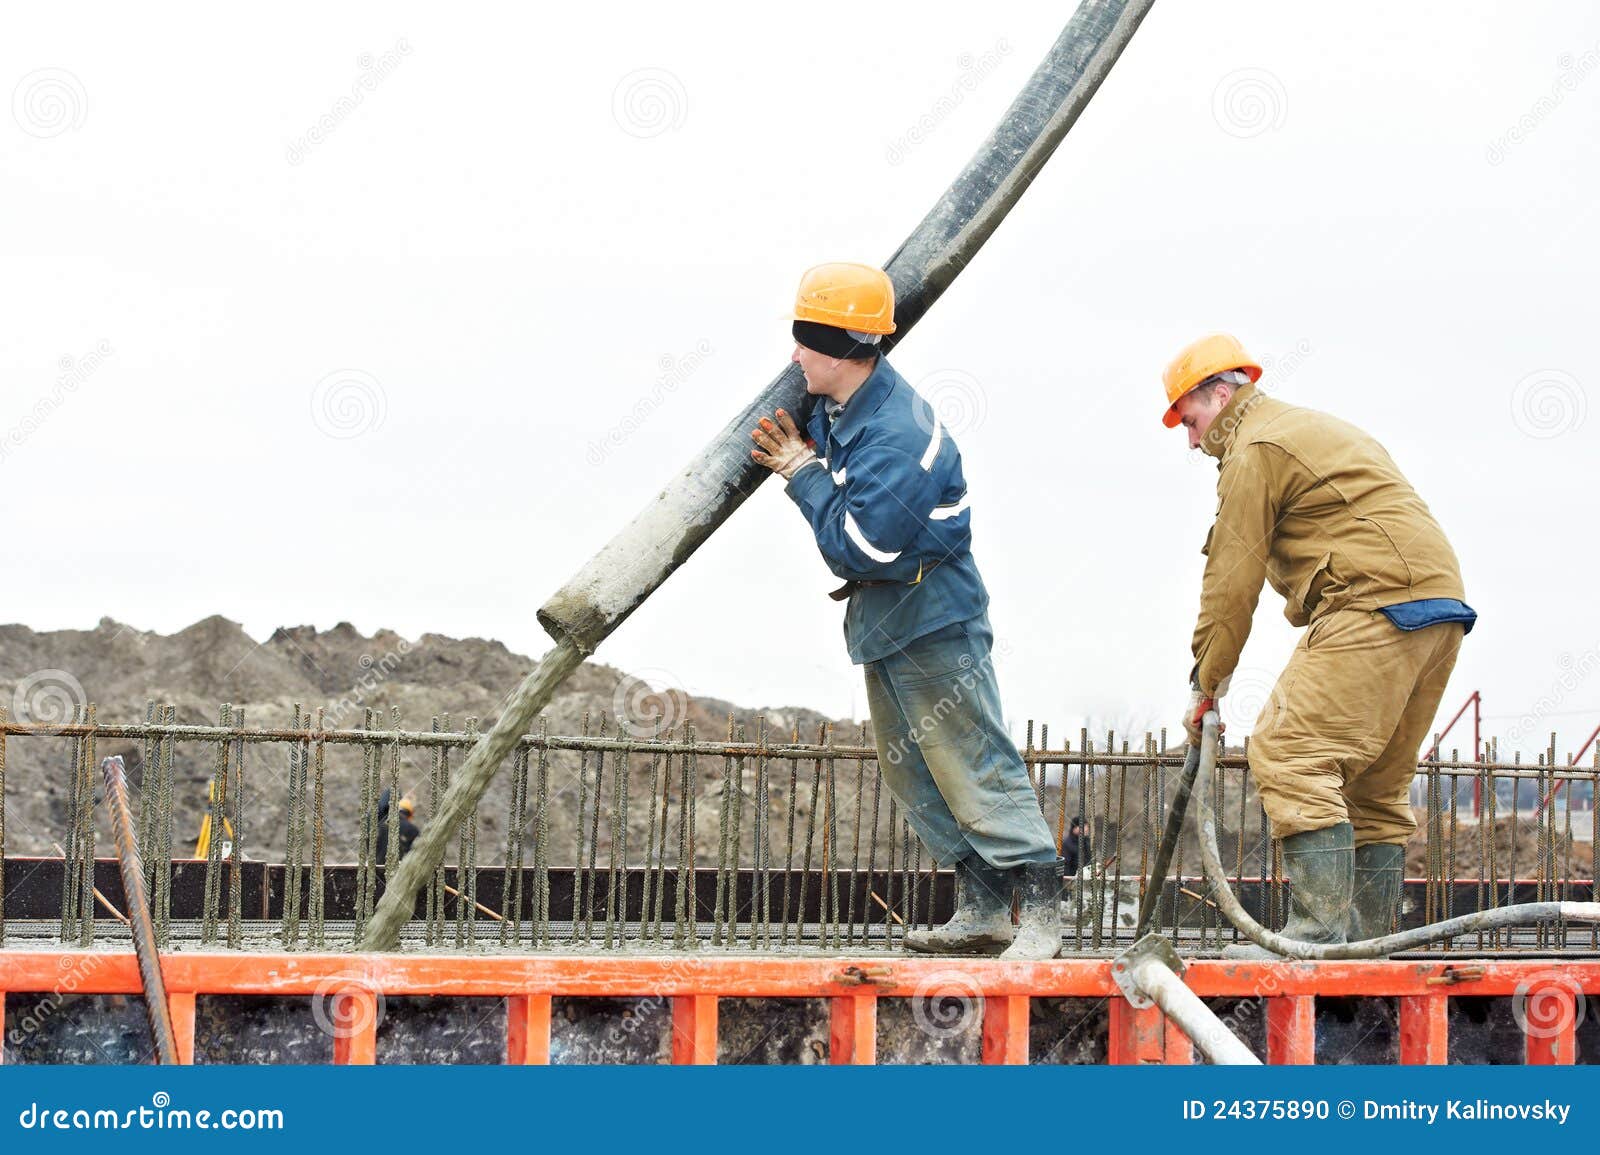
(0, 952), (1589, 1066)
(1535, 717), (1600, 817)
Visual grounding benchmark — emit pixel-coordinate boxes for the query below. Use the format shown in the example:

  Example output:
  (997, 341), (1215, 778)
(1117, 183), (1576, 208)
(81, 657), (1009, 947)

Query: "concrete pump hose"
(1191, 710), (1600, 960)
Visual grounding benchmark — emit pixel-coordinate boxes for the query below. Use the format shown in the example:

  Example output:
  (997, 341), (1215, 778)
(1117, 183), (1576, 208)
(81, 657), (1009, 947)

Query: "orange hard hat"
(792, 263), (897, 335)
(1161, 334), (1262, 428)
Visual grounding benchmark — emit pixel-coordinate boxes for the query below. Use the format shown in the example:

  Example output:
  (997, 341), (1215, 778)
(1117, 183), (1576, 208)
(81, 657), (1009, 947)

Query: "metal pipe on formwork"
(100, 755), (179, 1065)
(360, 0), (1157, 951)
(1112, 935), (1259, 1065)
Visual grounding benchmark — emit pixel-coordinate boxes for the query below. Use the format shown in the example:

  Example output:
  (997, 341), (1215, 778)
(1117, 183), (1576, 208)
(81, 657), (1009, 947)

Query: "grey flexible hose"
(1192, 711), (1600, 959)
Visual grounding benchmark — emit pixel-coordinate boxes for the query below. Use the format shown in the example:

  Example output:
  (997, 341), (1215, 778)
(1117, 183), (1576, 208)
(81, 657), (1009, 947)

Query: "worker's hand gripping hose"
(1191, 710), (1600, 959)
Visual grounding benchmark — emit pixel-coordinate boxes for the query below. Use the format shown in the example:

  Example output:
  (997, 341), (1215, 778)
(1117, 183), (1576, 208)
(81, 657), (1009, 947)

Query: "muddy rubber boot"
(1348, 842), (1404, 951)
(903, 854), (1015, 955)
(999, 857), (1064, 961)
(1222, 823), (1353, 960)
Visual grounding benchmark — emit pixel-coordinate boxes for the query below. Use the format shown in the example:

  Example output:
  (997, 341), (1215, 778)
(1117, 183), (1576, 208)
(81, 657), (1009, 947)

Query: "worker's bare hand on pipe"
(750, 408), (817, 479)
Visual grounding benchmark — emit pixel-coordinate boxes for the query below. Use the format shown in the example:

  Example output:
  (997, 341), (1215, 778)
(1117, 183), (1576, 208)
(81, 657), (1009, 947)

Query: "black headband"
(793, 320), (881, 362)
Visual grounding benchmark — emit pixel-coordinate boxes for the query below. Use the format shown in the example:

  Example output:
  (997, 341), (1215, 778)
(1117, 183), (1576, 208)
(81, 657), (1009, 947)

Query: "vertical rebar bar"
(154, 704), (175, 947)
(200, 702), (229, 944)
(713, 715), (734, 947)
(310, 710), (327, 949)
(583, 716), (606, 945)
(463, 716), (481, 948)
(780, 723), (800, 946)
(228, 706), (245, 948)
(729, 724), (746, 947)
(0, 707), (6, 945)
(535, 717), (552, 948)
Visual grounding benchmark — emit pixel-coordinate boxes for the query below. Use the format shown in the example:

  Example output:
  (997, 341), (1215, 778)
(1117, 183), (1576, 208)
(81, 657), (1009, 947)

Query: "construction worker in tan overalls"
(1163, 334), (1476, 958)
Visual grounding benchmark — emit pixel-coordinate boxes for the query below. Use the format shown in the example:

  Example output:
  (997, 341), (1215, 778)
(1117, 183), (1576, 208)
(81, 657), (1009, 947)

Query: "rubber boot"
(999, 857), (1064, 961)
(1348, 842), (1404, 952)
(903, 854), (1015, 955)
(1222, 823), (1353, 960)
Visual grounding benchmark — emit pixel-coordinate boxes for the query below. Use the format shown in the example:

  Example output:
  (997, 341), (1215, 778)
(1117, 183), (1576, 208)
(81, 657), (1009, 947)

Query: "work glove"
(749, 408), (819, 480)
(1184, 686), (1219, 746)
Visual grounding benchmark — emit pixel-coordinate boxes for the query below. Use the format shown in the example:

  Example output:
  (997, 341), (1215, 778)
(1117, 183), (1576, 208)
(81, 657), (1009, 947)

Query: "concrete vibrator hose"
(1190, 710), (1600, 960)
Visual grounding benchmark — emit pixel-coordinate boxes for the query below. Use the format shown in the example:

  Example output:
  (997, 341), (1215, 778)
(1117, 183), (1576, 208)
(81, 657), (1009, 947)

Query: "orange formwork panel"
(2, 952), (1598, 1065)
(672, 995), (717, 1064)
(1266, 995), (1316, 1065)
(830, 994), (877, 1065)
(981, 994), (1030, 1065)
(1399, 994), (1450, 1065)
(507, 994), (553, 1064)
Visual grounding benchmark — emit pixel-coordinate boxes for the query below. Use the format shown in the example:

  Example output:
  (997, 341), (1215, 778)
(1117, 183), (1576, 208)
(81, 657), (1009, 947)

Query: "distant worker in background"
(1163, 334), (1475, 958)
(374, 787), (420, 865)
(1061, 815), (1090, 878)
(748, 262), (1063, 960)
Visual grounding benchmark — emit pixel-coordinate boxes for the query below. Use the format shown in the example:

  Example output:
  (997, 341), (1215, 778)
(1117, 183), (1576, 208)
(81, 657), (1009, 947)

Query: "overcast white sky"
(4, 2), (1596, 760)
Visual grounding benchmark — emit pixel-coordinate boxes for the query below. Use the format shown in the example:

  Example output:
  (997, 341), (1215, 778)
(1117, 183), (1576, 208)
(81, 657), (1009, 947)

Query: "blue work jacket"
(784, 356), (989, 663)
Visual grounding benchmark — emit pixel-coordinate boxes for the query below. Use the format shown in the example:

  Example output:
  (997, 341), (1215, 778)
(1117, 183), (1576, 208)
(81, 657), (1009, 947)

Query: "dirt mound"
(0, 616), (853, 864)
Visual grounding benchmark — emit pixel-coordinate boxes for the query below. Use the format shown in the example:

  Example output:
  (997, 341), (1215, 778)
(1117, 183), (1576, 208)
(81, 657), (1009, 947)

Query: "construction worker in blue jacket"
(749, 262), (1062, 960)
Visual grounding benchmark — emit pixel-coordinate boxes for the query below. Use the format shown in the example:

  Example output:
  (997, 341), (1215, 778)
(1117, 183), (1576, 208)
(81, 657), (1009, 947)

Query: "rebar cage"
(1, 704), (1595, 956)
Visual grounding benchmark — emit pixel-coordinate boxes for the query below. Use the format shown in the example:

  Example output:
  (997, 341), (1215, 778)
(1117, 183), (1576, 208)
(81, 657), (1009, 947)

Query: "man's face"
(1173, 381), (1233, 450)
(791, 342), (842, 395)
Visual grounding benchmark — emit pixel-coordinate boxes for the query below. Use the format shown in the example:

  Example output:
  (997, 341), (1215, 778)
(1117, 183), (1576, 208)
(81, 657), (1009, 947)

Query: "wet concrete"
(196, 995), (331, 1063)
(1, 984), (1587, 1064)
(4, 993), (156, 1064)
(550, 995), (670, 1064)
(375, 997), (506, 1064)
(1313, 996), (1398, 1064)
(1030, 998), (1110, 1064)
(719, 998), (829, 1064)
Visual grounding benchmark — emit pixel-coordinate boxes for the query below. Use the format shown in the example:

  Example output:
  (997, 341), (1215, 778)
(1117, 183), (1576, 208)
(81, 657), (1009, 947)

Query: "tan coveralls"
(1192, 382), (1467, 846)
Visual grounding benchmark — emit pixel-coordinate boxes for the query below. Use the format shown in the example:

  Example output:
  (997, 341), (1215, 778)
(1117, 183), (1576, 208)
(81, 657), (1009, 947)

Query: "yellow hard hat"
(792, 263), (897, 335)
(397, 794), (415, 816)
(1161, 334), (1261, 428)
